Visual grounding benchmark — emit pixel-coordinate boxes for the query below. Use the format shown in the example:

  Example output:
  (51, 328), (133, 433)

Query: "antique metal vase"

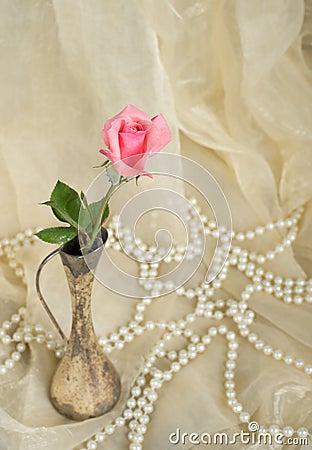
(36, 229), (121, 421)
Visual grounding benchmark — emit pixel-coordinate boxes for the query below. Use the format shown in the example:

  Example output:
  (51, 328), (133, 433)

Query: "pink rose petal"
(100, 105), (172, 177)
(150, 114), (172, 153)
(119, 131), (147, 159)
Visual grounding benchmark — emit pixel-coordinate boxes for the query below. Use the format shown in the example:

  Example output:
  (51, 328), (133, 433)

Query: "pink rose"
(100, 104), (171, 177)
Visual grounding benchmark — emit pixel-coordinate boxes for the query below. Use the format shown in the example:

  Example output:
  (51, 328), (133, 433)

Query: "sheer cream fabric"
(0, 1), (312, 449)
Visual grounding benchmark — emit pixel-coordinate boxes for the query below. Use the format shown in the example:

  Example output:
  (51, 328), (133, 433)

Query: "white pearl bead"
(255, 340), (264, 350)
(304, 365), (312, 375)
(186, 313), (195, 322)
(2, 335), (11, 344)
(139, 415), (150, 425)
(3, 321), (11, 330)
(227, 351), (238, 360)
(129, 443), (142, 450)
(136, 424), (147, 435)
(150, 379), (162, 389)
(283, 426), (294, 437)
(95, 432), (105, 442)
(196, 343), (205, 353)
(11, 314), (20, 323)
(171, 362), (181, 372)
(295, 359), (304, 369)
(273, 350), (283, 360)
(25, 229), (34, 237)
(127, 398), (136, 409)
(228, 341), (238, 350)
(135, 326), (144, 335)
(55, 349), (64, 358)
(46, 341), (55, 350)
(240, 329), (250, 337)
(17, 343), (26, 352)
(136, 395), (146, 407)
(225, 380), (235, 389)
(239, 412), (250, 423)
(190, 334), (200, 343)
(284, 295), (292, 304)
(233, 403), (243, 413)
(36, 334), (45, 344)
(202, 335), (211, 345)
(5, 359), (15, 370)
(224, 370), (234, 380)
(209, 327), (218, 337)
(263, 346), (273, 356)
(284, 355), (293, 365)
(297, 427), (309, 437)
(128, 431), (136, 442)
(266, 251), (275, 260)
(226, 361), (236, 370)
(125, 333), (134, 342)
(115, 341), (124, 350)
(105, 425), (115, 435)
(123, 409), (133, 419)
(269, 424), (280, 434)
(143, 404), (153, 414)
(163, 371), (172, 381)
(86, 440), (97, 449)
(248, 333), (257, 343)
(145, 321), (155, 330)
(218, 325), (227, 334)
(168, 350), (177, 360)
(147, 391), (158, 402)
(134, 313), (144, 322)
(11, 352), (21, 361)
(132, 409), (142, 420)
(226, 390), (236, 398)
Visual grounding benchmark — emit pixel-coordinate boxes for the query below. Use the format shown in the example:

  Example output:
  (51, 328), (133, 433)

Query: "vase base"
(50, 375), (121, 421)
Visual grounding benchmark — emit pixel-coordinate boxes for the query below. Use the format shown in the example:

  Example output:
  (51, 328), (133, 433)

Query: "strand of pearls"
(0, 228), (39, 284)
(234, 266), (312, 305)
(0, 201), (311, 448)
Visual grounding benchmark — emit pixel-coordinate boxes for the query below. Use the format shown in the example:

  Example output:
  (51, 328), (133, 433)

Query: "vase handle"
(35, 248), (67, 342)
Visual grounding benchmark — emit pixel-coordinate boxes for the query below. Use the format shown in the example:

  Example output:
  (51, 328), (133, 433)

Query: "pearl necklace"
(0, 200), (311, 449)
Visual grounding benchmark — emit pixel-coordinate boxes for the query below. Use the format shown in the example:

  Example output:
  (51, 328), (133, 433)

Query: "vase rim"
(60, 228), (108, 258)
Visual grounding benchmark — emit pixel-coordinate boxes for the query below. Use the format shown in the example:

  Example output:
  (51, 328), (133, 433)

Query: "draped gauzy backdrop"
(0, 1), (312, 449)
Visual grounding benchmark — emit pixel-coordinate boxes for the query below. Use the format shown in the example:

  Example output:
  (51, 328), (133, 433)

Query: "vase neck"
(60, 251), (99, 344)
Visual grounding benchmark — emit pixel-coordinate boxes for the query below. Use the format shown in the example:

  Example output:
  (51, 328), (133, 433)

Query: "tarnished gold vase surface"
(36, 229), (121, 421)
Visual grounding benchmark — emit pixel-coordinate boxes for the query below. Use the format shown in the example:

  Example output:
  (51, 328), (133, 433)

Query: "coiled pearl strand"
(0, 203), (310, 449)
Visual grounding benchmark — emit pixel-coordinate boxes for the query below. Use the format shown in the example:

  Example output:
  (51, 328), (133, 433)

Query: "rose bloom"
(100, 104), (171, 177)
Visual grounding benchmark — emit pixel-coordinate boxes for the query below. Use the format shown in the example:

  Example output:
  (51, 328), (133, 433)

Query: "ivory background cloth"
(0, 0), (312, 449)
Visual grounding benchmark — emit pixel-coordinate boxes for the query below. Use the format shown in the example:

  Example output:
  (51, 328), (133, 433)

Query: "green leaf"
(36, 227), (77, 244)
(90, 199), (110, 223)
(79, 198), (110, 233)
(80, 191), (94, 225)
(42, 201), (78, 229)
(93, 159), (111, 169)
(50, 180), (82, 224)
